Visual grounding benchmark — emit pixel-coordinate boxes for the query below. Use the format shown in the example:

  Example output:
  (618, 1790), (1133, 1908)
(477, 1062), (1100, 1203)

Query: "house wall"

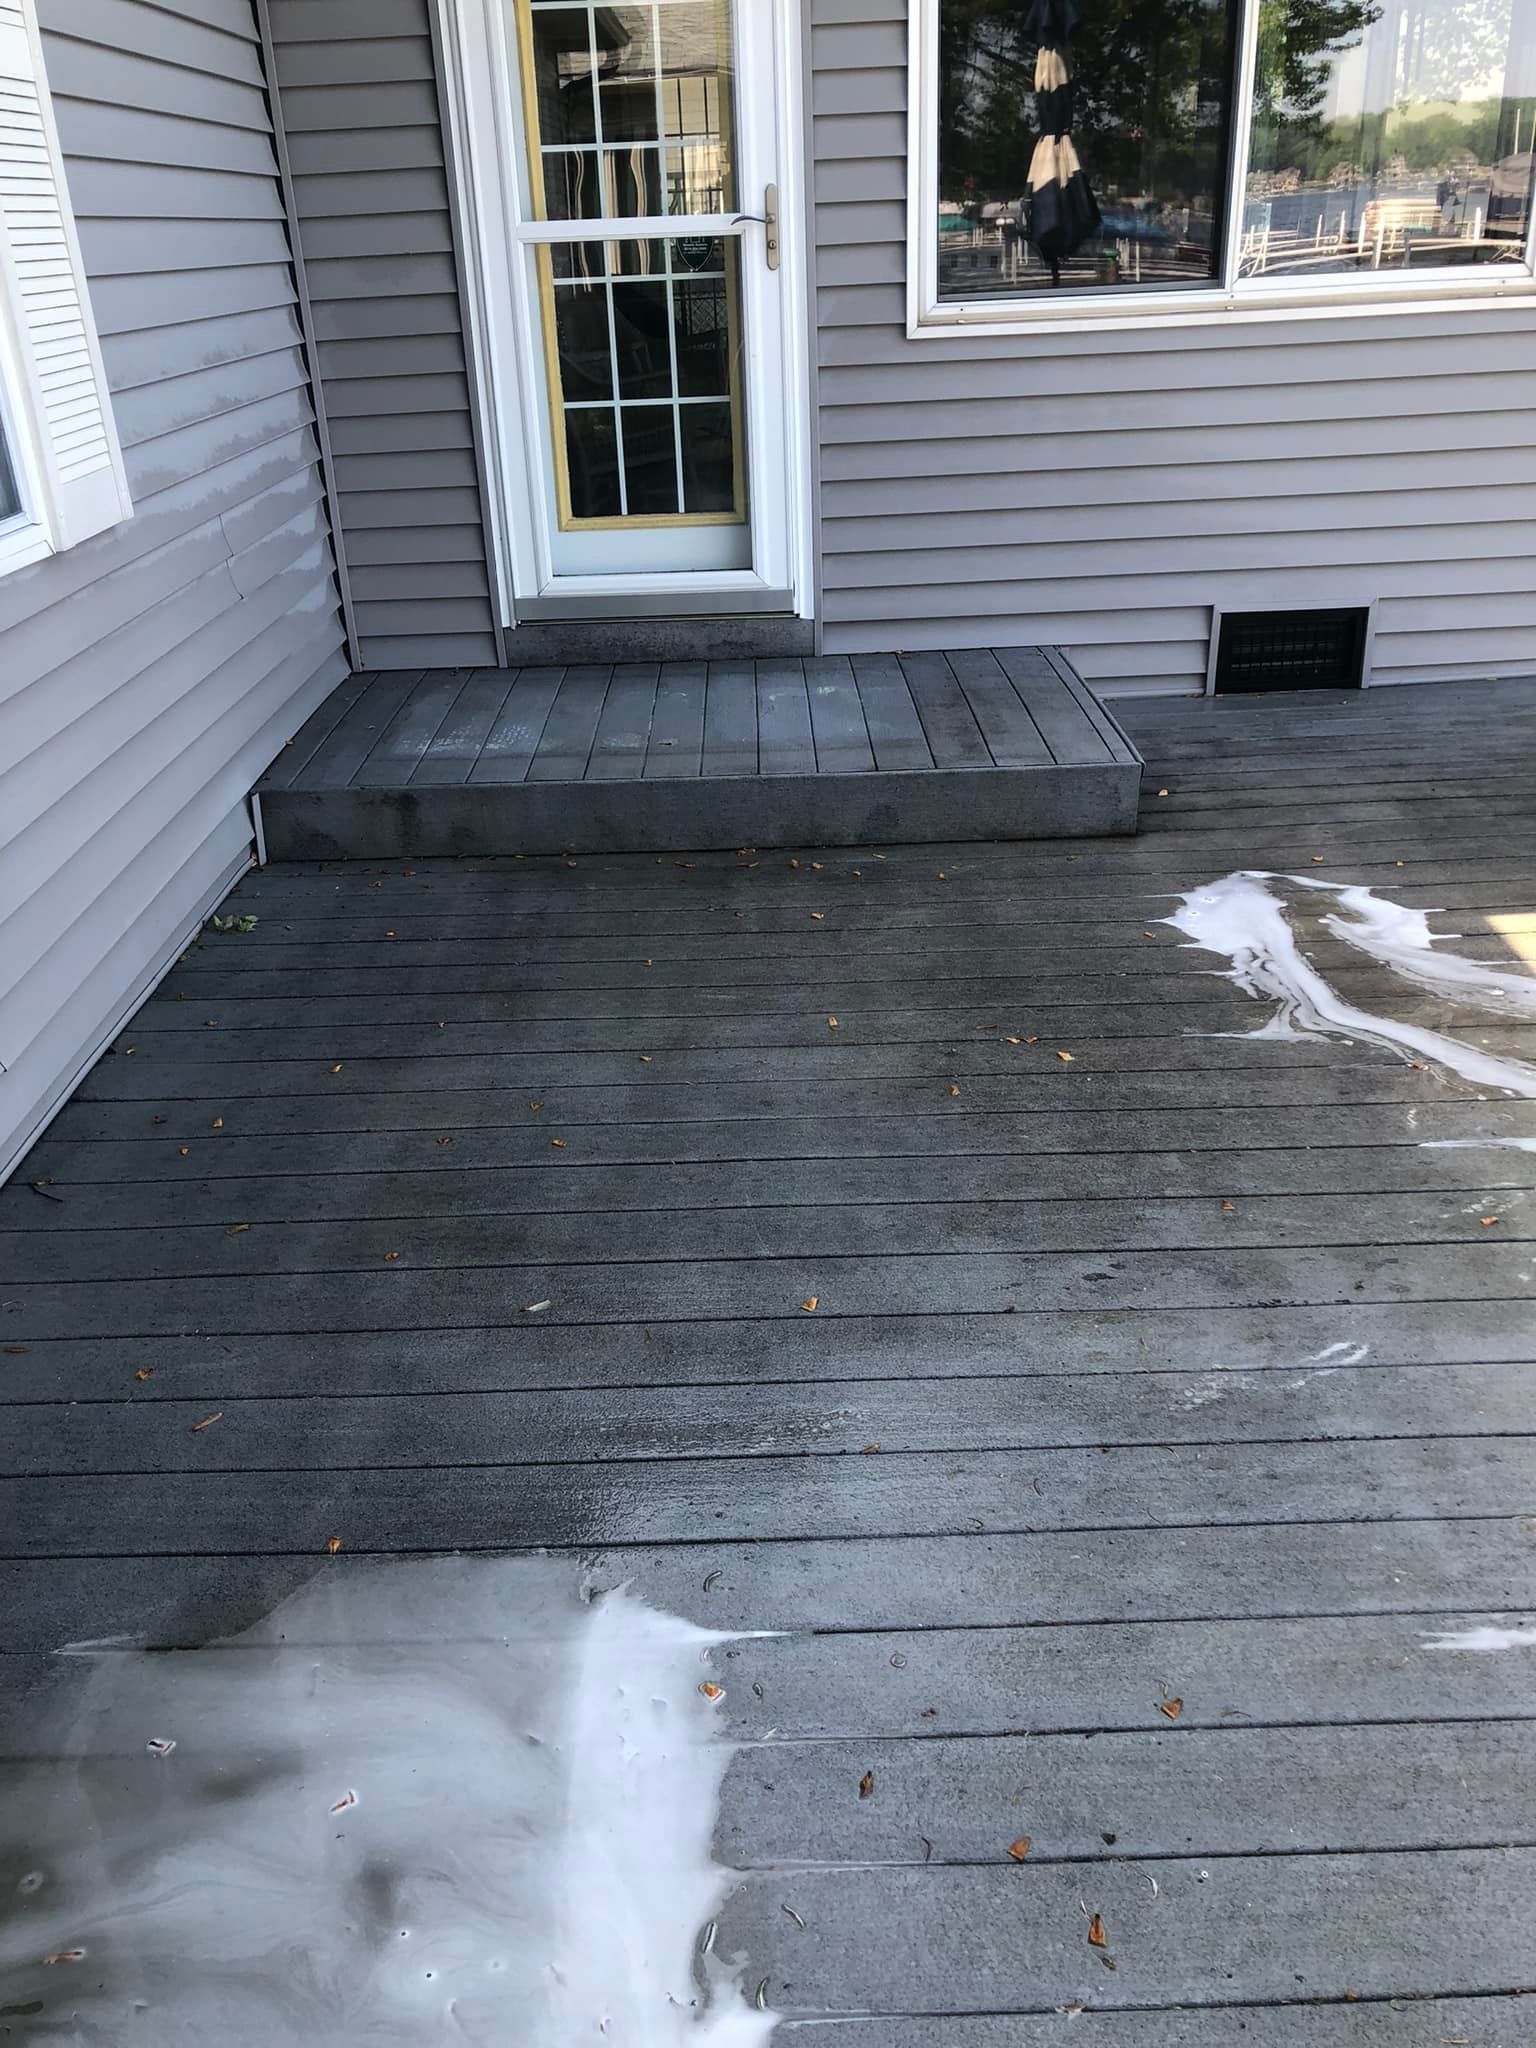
(267, 0), (502, 670)
(810, 0), (1536, 692)
(0, 0), (347, 1179)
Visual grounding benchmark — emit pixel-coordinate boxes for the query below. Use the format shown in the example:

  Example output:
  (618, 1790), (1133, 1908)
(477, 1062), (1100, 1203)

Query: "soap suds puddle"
(1165, 870), (1536, 1099)
(0, 1555), (776, 2044)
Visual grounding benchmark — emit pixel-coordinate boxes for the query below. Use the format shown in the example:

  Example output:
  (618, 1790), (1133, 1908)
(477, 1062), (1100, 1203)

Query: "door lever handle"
(730, 183), (780, 271)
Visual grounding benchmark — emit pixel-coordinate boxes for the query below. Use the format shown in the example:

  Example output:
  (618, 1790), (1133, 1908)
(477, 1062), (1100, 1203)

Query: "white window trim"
(907, 0), (1536, 340)
(0, 0), (131, 573)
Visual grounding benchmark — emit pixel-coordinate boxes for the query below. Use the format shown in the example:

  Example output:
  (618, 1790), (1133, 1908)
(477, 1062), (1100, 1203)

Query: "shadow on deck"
(255, 646), (1143, 858)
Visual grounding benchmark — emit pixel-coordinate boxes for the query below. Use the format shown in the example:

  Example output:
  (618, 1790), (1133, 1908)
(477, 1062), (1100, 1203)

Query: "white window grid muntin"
(552, 234), (734, 517)
(909, 0), (1536, 332)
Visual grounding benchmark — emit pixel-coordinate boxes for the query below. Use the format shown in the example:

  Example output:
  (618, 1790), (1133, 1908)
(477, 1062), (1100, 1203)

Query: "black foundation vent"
(1212, 607), (1370, 694)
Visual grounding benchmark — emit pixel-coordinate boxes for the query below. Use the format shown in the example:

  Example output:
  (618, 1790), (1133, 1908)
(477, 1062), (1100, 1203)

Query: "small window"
(915, 0), (1536, 327)
(0, 0), (131, 571)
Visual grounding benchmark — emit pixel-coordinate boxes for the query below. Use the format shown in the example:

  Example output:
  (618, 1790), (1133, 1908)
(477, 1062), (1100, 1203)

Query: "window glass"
(1242, 0), (1536, 276)
(0, 419), (19, 525)
(936, 0), (1240, 298)
(548, 235), (742, 522)
(527, 0), (735, 220)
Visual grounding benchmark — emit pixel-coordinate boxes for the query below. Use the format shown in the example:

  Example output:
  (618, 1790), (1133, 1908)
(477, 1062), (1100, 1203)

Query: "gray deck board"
(10, 678), (1536, 2034)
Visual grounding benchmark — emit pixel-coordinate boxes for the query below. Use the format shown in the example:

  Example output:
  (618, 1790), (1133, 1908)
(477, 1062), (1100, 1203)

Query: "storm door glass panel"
(1240, 0), (1536, 277)
(524, 0), (736, 221)
(547, 236), (744, 525)
(936, 0), (1240, 298)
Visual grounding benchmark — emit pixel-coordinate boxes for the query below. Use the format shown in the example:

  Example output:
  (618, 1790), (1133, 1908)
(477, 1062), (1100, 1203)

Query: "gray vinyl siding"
(0, 0), (347, 1179)
(267, 0), (501, 671)
(809, 0), (1536, 693)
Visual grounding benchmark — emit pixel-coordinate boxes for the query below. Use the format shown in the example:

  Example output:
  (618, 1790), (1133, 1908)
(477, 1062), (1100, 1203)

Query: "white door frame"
(434, 0), (814, 621)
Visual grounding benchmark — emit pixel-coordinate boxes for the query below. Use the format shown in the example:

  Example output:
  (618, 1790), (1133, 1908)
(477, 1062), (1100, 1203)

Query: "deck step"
(254, 646), (1143, 857)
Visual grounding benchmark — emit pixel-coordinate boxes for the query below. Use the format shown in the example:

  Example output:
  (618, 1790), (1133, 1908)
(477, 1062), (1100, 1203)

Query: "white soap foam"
(1164, 870), (1536, 1098)
(0, 1554), (776, 2045)
(1420, 1137), (1536, 1154)
(1420, 1624), (1536, 1653)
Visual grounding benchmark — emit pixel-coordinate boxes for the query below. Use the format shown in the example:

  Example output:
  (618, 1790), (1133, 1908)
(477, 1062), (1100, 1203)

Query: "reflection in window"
(527, 0), (735, 220)
(937, 0), (1240, 297)
(1242, 0), (1536, 275)
(0, 420), (19, 525)
(548, 237), (742, 522)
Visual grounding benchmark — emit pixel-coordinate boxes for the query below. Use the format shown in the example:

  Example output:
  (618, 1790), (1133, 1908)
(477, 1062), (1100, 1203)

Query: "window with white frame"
(0, 0), (131, 573)
(913, 0), (1536, 323)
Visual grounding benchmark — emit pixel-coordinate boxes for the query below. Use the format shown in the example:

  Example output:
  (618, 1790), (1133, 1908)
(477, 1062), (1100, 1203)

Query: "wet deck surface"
(5, 678), (1536, 2036)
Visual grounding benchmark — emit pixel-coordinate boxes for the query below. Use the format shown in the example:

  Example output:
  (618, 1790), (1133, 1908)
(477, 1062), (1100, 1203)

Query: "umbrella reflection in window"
(1024, 0), (1101, 283)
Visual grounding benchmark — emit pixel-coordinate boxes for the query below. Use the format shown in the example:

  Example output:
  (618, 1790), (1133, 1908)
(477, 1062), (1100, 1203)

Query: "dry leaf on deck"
(949, 1085), (961, 1097)
(226, 1223), (249, 1236)
(699, 1681), (725, 1703)
(1481, 1217), (1499, 1226)
(1007, 1838), (1032, 1861)
(384, 1251), (399, 1262)
(858, 1770), (874, 1798)
(810, 912), (825, 921)
(828, 1017), (839, 1029)
(1087, 1914), (1108, 1948)
(1056, 1051), (1074, 1062)
(860, 1442), (880, 1455)
(801, 1296), (819, 1313)
(1157, 1697), (1183, 1721)
(190, 1412), (223, 1434)
(327, 1536), (342, 1555)
(551, 1138), (567, 1149)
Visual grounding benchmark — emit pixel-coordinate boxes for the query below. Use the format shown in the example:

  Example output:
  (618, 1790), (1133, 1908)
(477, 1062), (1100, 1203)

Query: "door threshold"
(516, 587), (798, 623)
(503, 615), (816, 663)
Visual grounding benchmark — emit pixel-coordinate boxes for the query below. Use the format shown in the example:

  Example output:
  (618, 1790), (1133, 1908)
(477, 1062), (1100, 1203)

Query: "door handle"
(731, 183), (780, 271)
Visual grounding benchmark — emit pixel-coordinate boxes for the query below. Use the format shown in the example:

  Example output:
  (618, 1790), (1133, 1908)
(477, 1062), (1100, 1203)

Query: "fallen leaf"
(1157, 788), (1168, 797)
(1481, 1216), (1499, 1227)
(639, 1054), (651, 1063)
(437, 1137), (453, 1146)
(190, 1412), (223, 1434)
(327, 1536), (342, 1555)
(789, 858), (800, 869)
(1056, 1050), (1074, 1062)
(1409, 1061), (1429, 1071)
(530, 1101), (543, 1111)
(828, 1017), (839, 1029)
(858, 1770), (874, 1799)
(937, 870), (947, 879)
(226, 1222), (249, 1236)
(211, 1118), (223, 1130)
(551, 1138), (567, 1149)
(1024, 1036), (1038, 1044)
(1007, 1837), (1032, 1861)
(1311, 855), (1324, 864)
(1221, 1201), (1236, 1212)
(811, 862), (823, 871)
(801, 1296), (819, 1313)
(524, 1300), (552, 1313)
(860, 1442), (880, 1455)
(178, 1148), (190, 1157)
(1157, 1697), (1184, 1721)
(331, 1063), (343, 1074)
(643, 959), (653, 968)
(384, 1251), (399, 1261)
(810, 912), (825, 921)
(949, 1084), (961, 1097)
(920, 1707), (938, 1718)
(1088, 1914), (1108, 1948)
(699, 1681), (725, 1703)
(5, 1346), (32, 1356)
(329, 1790), (358, 1814)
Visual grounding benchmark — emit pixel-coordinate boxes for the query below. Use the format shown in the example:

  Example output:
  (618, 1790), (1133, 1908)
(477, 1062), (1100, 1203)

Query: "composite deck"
(4, 677), (1536, 2035)
(254, 647), (1143, 857)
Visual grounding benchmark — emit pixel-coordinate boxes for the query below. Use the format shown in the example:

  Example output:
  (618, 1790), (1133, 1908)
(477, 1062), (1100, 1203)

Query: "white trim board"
(434, 0), (814, 622)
